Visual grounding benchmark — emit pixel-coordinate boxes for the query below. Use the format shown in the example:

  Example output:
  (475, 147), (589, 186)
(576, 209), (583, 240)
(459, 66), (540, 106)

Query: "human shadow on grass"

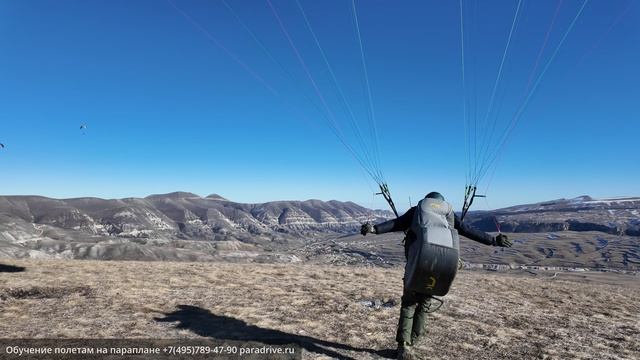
(0, 264), (25, 273)
(155, 305), (396, 359)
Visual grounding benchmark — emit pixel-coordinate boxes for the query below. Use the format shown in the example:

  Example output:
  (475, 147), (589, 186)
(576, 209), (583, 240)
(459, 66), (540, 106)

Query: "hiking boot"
(397, 341), (413, 360)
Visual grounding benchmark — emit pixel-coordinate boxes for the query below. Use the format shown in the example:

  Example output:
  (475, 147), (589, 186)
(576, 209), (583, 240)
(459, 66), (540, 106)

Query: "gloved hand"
(360, 222), (376, 236)
(493, 233), (512, 247)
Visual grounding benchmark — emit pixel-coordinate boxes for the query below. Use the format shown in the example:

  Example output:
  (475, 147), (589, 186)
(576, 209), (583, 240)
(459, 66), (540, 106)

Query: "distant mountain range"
(0, 193), (638, 266)
(0, 192), (392, 260)
(465, 196), (640, 236)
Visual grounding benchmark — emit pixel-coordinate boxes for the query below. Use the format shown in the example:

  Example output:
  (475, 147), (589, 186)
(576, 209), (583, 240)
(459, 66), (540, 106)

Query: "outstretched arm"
(454, 214), (496, 245)
(373, 207), (416, 234)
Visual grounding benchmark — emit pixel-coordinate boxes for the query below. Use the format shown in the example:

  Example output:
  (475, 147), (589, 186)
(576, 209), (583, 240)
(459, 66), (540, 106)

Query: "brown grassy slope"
(0, 260), (638, 359)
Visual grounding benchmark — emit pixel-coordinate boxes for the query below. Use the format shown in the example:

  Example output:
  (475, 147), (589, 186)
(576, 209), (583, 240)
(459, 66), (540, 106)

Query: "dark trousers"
(396, 289), (431, 344)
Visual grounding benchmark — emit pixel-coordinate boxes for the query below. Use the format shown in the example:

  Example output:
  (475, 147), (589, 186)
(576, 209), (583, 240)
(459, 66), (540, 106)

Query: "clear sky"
(0, 0), (638, 211)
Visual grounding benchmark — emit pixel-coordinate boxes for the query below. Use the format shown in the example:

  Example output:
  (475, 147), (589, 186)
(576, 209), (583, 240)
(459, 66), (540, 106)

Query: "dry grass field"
(0, 259), (638, 359)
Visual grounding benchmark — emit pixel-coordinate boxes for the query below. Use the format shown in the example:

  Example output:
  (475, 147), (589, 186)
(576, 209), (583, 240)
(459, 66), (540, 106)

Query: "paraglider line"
(474, 0), (523, 181)
(578, 0), (636, 66)
(295, 0), (382, 182)
(220, 0), (376, 173)
(166, 0), (279, 96)
(351, 0), (384, 184)
(459, 0), (471, 185)
(475, 0), (589, 186)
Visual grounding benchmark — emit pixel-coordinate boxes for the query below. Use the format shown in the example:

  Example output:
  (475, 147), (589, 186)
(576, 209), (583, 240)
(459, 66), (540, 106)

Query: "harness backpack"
(404, 197), (460, 296)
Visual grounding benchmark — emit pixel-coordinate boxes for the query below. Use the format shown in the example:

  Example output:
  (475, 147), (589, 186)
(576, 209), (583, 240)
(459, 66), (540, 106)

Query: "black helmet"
(425, 192), (445, 201)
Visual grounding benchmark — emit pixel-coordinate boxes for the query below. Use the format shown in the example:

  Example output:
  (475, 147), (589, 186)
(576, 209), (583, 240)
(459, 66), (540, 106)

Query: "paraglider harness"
(376, 184), (447, 313)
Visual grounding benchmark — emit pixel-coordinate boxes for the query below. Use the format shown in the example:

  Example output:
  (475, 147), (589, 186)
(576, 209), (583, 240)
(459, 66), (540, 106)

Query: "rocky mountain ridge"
(0, 192), (392, 244)
(1, 193), (638, 267)
(466, 196), (640, 236)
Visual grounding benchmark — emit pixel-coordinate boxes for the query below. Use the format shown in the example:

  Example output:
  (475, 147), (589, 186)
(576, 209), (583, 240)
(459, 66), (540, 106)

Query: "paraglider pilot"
(361, 192), (512, 359)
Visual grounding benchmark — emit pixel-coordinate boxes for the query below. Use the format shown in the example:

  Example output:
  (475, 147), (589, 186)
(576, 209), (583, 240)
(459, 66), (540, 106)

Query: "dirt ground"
(1, 259), (638, 359)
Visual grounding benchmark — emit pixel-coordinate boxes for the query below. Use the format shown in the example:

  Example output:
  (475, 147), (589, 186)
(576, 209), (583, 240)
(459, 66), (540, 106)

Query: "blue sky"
(0, 0), (638, 211)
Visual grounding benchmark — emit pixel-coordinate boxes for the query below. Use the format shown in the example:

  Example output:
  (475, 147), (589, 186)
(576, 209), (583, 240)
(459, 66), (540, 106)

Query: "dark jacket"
(374, 206), (495, 246)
